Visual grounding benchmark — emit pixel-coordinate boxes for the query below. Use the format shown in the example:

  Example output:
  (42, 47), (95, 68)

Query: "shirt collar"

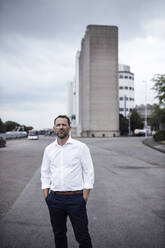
(54, 136), (74, 146)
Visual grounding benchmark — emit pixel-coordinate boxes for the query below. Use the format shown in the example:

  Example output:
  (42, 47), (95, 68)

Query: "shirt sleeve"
(80, 144), (94, 189)
(41, 147), (51, 189)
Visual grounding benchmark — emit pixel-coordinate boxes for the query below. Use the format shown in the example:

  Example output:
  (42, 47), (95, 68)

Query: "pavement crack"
(103, 166), (118, 175)
(1, 220), (50, 227)
(116, 166), (155, 169)
(152, 209), (165, 221)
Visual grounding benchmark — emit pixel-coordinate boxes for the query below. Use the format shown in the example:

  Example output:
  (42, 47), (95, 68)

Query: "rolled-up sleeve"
(81, 144), (94, 189)
(41, 147), (51, 189)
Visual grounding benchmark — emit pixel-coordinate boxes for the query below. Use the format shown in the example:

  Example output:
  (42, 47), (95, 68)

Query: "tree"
(148, 105), (159, 131)
(130, 109), (143, 132)
(150, 104), (165, 128)
(119, 114), (129, 135)
(150, 104), (165, 131)
(0, 118), (6, 133)
(5, 121), (21, 131)
(152, 74), (165, 105)
(152, 74), (165, 130)
(24, 126), (33, 132)
(0, 118), (34, 133)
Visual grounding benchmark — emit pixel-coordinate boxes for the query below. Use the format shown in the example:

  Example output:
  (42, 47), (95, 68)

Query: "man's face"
(54, 118), (71, 139)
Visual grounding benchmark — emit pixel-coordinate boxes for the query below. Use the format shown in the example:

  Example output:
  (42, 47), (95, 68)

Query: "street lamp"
(143, 80), (148, 138)
(128, 111), (131, 136)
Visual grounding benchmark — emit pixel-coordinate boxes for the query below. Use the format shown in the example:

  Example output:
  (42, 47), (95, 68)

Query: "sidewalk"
(143, 137), (165, 153)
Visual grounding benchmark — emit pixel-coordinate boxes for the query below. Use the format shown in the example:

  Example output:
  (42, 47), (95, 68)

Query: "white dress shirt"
(41, 137), (94, 191)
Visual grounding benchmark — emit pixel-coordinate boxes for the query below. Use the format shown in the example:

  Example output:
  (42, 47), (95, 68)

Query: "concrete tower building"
(79, 25), (119, 137)
(75, 51), (81, 136)
(67, 81), (74, 120)
(118, 64), (135, 117)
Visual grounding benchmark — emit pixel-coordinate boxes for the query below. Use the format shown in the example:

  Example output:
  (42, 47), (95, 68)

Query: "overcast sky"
(0, 0), (165, 129)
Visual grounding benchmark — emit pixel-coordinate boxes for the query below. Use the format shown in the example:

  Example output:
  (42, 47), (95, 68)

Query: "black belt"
(51, 190), (83, 195)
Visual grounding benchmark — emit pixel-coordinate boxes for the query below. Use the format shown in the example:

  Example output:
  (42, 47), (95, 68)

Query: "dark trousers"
(46, 192), (93, 248)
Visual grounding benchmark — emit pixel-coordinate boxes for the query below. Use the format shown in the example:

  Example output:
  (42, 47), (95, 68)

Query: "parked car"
(6, 131), (27, 139)
(0, 136), (6, 147)
(134, 129), (146, 136)
(28, 132), (39, 140)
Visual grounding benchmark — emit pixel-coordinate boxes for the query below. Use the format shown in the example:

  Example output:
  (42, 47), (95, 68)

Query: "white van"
(28, 131), (39, 140)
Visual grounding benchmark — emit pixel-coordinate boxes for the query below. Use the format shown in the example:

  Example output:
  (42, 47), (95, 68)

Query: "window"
(125, 86), (128, 89)
(71, 115), (76, 120)
(129, 87), (132, 90)
(120, 108), (124, 111)
(129, 76), (132, 79)
(129, 98), (132, 101)
(119, 86), (123, 89)
(125, 75), (128, 79)
(120, 97), (123, 100)
(119, 75), (123, 79)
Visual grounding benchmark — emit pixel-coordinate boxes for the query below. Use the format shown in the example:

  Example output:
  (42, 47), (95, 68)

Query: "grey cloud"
(1, 0), (165, 42)
(0, 80), (66, 105)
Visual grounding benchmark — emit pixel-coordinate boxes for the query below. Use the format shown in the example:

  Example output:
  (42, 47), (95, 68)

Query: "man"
(41, 115), (94, 248)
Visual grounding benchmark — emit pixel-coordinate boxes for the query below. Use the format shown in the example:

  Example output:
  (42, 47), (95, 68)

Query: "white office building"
(118, 64), (135, 117)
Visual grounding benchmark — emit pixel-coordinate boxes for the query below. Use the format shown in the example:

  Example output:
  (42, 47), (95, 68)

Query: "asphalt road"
(0, 136), (165, 248)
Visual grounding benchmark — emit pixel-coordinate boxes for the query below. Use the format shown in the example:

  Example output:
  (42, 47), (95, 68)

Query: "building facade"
(118, 64), (135, 117)
(118, 65), (135, 117)
(78, 25), (119, 137)
(67, 81), (74, 120)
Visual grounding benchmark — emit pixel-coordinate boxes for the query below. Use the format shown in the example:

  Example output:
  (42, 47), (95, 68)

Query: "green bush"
(153, 130), (165, 142)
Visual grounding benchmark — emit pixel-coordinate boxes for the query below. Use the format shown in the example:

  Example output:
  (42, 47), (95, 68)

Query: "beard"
(56, 130), (69, 139)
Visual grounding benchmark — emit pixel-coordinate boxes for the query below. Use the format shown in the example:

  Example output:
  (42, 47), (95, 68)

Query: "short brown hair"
(54, 115), (71, 126)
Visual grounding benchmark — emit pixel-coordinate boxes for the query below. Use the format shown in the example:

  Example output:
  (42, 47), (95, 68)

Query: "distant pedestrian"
(41, 115), (94, 248)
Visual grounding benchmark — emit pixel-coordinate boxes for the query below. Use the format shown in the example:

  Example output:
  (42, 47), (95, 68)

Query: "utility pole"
(124, 95), (127, 118)
(143, 80), (148, 138)
(128, 111), (131, 136)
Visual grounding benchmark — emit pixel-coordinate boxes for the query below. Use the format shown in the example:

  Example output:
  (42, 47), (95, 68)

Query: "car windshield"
(28, 133), (38, 136)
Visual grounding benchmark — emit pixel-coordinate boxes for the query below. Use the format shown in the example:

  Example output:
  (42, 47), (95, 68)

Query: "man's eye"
(56, 124), (66, 127)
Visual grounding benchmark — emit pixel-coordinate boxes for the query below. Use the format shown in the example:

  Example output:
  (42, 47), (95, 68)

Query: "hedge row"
(153, 130), (165, 142)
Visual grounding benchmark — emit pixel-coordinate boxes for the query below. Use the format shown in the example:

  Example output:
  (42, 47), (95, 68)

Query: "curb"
(143, 138), (165, 154)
